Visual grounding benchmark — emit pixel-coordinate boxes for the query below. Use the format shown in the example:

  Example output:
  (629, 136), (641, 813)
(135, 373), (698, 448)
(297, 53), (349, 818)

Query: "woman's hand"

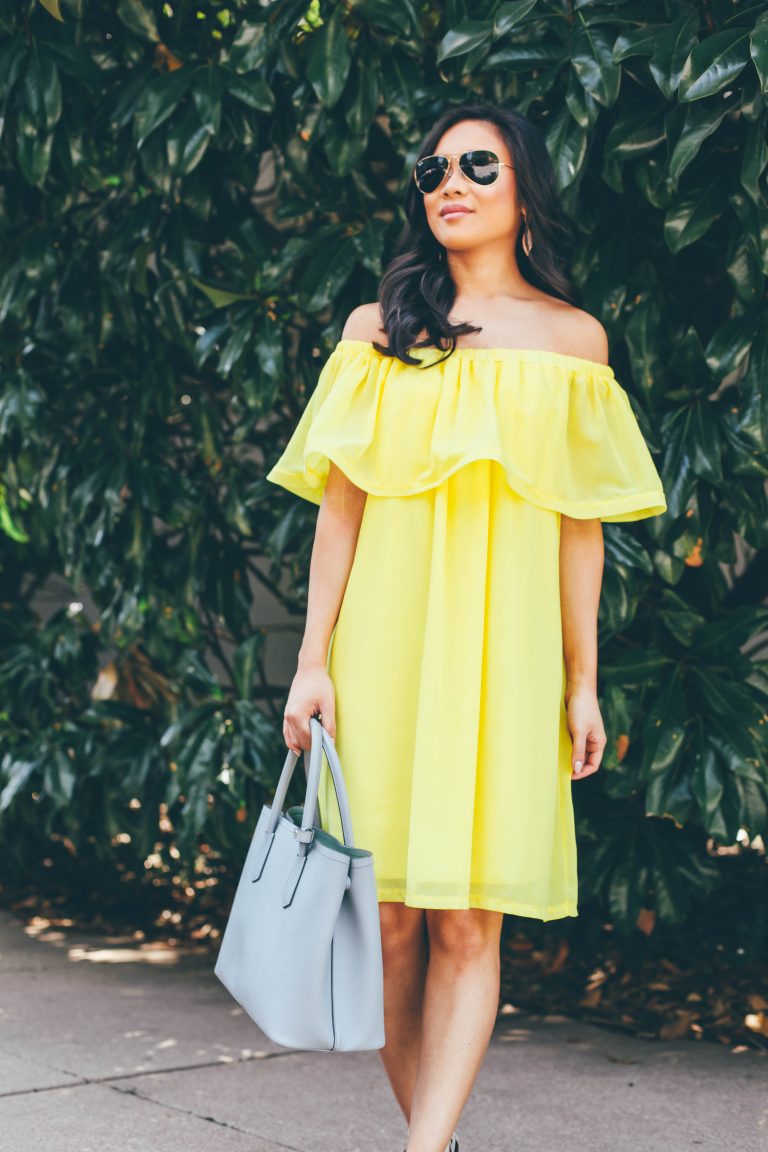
(282, 661), (336, 753)
(565, 685), (606, 780)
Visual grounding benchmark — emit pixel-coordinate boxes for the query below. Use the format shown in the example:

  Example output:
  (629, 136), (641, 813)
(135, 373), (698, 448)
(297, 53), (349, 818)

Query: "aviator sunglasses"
(413, 149), (514, 194)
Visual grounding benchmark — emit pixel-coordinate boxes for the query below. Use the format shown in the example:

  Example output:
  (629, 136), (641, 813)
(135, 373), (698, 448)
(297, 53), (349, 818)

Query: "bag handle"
(266, 716), (355, 847)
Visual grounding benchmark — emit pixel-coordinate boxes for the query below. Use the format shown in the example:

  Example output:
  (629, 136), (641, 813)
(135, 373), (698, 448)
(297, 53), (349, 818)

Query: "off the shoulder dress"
(266, 339), (667, 920)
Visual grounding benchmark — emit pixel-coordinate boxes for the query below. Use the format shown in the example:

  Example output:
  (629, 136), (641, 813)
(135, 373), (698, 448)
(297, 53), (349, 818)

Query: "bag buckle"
(293, 826), (315, 848)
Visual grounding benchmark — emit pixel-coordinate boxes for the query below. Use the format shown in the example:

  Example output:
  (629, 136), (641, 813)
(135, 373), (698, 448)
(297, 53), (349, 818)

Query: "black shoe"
(404, 1132), (459, 1152)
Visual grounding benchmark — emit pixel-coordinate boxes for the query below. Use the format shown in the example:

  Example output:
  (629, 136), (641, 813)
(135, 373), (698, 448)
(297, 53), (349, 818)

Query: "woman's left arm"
(559, 516), (608, 780)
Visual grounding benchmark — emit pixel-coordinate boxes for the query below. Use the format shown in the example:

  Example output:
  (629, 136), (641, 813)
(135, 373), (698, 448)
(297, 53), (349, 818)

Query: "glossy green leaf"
(0, 759), (38, 812)
(37, 0), (64, 20)
(623, 292), (666, 395)
(137, 128), (171, 194)
(544, 105), (588, 188)
(564, 69), (600, 129)
(704, 314), (760, 379)
(0, 498), (30, 543)
(322, 112), (367, 177)
(351, 218), (386, 275)
(648, 9), (699, 100)
(642, 670), (687, 776)
(116, 0), (160, 43)
(350, 0), (422, 39)
(647, 823), (701, 922)
(191, 280), (258, 309)
(603, 528), (655, 577)
(740, 112), (768, 203)
(233, 634), (263, 699)
(704, 705), (764, 777)
(227, 72), (275, 112)
(494, 1), (540, 39)
(571, 23), (621, 108)
(658, 407), (695, 518)
(749, 11), (768, 93)
(299, 236), (358, 312)
(607, 845), (645, 929)
(668, 97), (734, 186)
(344, 62), (379, 137)
(192, 66), (224, 135)
(663, 179), (723, 252)
(657, 590), (706, 648)
(22, 53), (62, 133)
(600, 648), (675, 687)
(484, 41), (565, 73)
(613, 25), (661, 63)
(166, 102), (211, 175)
(42, 747), (77, 805)
(688, 401), (723, 483)
(726, 234), (763, 305)
(437, 21), (494, 64)
(603, 108), (666, 161)
(17, 131), (53, 186)
(133, 70), (194, 148)
(228, 21), (269, 73)
(691, 734), (726, 831)
(678, 29), (751, 102)
(305, 8), (351, 107)
(690, 606), (768, 661)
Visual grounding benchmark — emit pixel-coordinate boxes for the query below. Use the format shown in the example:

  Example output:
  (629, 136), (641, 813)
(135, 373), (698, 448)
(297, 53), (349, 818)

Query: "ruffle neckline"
(266, 339), (667, 523)
(336, 338), (617, 377)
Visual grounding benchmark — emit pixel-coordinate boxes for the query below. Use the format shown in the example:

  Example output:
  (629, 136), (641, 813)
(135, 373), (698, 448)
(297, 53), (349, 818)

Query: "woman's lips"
(441, 207), (472, 218)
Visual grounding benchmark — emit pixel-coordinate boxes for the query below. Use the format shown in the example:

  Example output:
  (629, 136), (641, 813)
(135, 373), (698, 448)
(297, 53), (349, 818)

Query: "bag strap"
(321, 724), (354, 841)
(265, 717), (355, 847)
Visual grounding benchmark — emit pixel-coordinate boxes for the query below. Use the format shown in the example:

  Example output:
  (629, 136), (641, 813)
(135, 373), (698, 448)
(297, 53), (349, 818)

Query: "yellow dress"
(266, 339), (667, 920)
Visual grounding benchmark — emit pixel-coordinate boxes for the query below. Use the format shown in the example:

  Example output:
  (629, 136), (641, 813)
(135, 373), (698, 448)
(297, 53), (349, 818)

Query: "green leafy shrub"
(1, 0), (767, 936)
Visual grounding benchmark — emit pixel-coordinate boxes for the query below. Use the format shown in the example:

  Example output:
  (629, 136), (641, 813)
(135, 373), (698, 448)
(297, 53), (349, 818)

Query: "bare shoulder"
(340, 302), (388, 346)
(551, 302), (609, 365)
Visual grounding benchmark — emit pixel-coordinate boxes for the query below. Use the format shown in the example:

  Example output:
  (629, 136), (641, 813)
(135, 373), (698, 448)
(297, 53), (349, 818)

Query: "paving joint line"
(0, 1049), (295, 1100)
(106, 1081), (307, 1147)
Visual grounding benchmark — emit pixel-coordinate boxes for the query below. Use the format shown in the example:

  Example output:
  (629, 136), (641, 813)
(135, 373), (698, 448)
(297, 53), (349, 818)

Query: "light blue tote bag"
(214, 716), (385, 1051)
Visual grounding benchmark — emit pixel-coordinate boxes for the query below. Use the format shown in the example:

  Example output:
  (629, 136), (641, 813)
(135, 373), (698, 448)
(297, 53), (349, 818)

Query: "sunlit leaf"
(678, 29), (750, 102)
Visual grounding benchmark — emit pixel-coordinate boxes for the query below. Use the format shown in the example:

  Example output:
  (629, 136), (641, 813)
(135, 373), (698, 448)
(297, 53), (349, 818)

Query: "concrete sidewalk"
(0, 907), (764, 1152)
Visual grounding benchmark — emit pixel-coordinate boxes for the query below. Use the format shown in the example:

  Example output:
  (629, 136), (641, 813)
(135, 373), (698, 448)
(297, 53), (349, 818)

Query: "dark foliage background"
(1, 0), (767, 976)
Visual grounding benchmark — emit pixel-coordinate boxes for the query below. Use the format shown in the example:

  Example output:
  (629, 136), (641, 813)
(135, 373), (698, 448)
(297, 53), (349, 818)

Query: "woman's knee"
(379, 901), (426, 961)
(426, 908), (503, 965)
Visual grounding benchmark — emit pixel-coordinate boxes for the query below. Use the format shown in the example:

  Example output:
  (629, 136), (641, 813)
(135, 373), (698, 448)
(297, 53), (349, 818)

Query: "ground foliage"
(1, 0), (767, 968)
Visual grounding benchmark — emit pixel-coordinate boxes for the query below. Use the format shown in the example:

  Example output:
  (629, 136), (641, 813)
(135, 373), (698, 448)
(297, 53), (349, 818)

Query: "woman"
(267, 102), (666, 1152)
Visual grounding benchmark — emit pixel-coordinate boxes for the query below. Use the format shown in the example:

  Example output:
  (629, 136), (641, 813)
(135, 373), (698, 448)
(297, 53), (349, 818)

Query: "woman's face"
(419, 120), (522, 255)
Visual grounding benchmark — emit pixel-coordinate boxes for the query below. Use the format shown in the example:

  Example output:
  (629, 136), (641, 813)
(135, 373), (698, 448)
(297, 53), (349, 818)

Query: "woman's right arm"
(282, 460), (367, 753)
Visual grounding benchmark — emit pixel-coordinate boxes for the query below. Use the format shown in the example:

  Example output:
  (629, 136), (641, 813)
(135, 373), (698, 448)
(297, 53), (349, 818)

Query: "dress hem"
(376, 889), (578, 921)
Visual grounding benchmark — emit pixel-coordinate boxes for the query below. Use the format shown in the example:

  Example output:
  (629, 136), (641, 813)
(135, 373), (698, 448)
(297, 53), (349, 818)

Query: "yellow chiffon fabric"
(266, 339), (667, 919)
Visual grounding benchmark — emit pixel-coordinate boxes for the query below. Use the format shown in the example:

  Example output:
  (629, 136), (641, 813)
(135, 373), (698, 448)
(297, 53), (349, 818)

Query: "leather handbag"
(214, 715), (386, 1052)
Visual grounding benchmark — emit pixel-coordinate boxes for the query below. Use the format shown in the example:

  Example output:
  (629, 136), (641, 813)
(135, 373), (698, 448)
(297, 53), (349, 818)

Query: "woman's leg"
(406, 908), (504, 1152)
(377, 901), (429, 1122)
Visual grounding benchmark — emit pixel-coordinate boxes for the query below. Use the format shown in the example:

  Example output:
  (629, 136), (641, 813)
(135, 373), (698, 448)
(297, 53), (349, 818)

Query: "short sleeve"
(265, 342), (376, 505)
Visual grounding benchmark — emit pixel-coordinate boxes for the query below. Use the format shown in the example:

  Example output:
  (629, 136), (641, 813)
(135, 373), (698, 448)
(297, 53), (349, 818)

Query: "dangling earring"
(437, 247), (444, 262)
(521, 214), (533, 257)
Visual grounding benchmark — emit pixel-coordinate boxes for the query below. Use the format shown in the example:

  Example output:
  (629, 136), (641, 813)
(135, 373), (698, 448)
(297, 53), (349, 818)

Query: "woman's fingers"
(570, 728), (606, 780)
(282, 716), (302, 755)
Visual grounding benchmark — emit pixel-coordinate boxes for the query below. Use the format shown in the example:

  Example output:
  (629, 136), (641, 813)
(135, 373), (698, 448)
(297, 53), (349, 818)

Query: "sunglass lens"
(415, 155), (448, 193)
(461, 150), (501, 185)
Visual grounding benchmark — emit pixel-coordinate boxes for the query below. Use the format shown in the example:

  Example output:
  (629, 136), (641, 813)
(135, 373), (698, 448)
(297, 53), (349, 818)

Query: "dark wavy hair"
(373, 102), (579, 366)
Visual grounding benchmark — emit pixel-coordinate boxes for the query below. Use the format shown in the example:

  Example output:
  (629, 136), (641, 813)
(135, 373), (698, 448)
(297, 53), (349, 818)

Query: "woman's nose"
(441, 156), (468, 191)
